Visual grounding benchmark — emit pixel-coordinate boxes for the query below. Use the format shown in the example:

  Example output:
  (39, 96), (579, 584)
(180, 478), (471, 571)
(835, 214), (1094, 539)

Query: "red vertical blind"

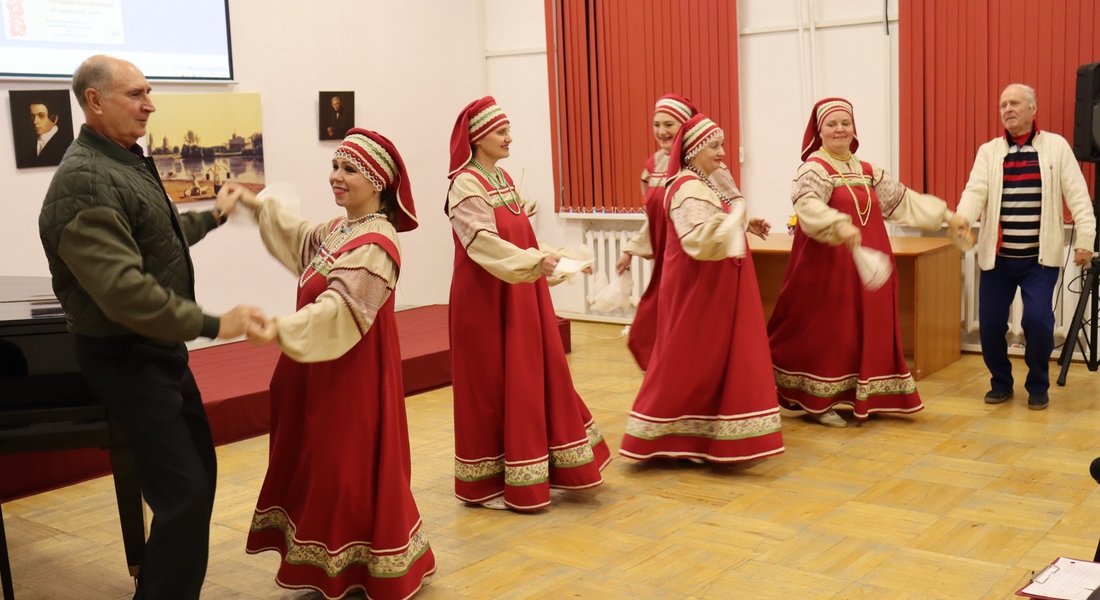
(545, 0), (741, 214)
(900, 0), (1100, 210)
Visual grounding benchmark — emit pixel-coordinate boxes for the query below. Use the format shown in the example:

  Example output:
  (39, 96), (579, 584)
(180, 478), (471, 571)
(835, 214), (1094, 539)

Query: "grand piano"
(0, 276), (144, 598)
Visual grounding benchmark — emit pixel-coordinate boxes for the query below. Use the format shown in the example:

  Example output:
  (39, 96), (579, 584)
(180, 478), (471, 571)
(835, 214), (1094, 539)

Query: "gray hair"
(72, 56), (116, 110)
(1006, 83), (1037, 109)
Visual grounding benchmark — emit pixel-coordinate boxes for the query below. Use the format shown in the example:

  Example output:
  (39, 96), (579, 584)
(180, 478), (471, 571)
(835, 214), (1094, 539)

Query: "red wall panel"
(546, 0), (741, 213)
(900, 0), (1100, 210)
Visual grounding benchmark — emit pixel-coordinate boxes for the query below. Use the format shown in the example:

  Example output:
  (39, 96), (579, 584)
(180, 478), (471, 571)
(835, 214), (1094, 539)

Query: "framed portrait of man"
(9, 89), (75, 169)
(319, 91), (354, 140)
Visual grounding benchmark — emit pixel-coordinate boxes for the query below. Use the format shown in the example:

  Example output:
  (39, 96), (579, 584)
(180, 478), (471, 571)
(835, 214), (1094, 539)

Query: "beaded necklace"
(469, 159), (522, 215)
(299, 212), (384, 287)
(343, 211), (381, 228)
(821, 148), (872, 227)
(684, 164), (733, 206)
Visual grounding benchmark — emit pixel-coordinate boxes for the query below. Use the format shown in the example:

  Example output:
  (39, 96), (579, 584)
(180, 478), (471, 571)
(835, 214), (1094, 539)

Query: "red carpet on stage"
(0, 305), (571, 500)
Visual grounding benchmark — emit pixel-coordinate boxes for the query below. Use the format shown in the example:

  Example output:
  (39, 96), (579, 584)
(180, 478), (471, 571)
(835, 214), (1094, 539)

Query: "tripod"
(1056, 170), (1100, 386)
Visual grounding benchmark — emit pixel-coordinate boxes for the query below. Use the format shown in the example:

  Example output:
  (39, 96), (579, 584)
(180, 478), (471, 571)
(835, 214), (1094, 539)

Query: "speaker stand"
(1056, 257), (1100, 384)
(1056, 168), (1100, 385)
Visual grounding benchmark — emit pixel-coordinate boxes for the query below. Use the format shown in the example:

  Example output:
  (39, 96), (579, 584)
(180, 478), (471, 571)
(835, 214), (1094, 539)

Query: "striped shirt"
(998, 130), (1042, 258)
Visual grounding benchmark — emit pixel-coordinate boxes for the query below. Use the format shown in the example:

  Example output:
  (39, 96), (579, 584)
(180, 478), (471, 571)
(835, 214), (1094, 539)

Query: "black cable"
(1052, 223), (1080, 351)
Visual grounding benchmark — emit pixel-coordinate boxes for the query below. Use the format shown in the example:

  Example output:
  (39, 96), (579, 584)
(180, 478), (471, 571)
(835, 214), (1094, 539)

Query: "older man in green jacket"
(38, 54), (261, 600)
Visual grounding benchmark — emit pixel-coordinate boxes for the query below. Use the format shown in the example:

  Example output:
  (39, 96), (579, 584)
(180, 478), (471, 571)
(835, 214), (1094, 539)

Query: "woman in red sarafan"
(768, 98), (951, 428)
(615, 94), (697, 370)
(445, 96), (611, 512)
(620, 113), (784, 464)
(234, 128), (435, 599)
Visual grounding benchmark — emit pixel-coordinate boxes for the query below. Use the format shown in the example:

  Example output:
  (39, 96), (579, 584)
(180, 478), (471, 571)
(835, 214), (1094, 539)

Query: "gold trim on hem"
(624, 412), (782, 441)
(249, 507), (431, 579)
(773, 368), (917, 401)
(454, 424), (606, 484)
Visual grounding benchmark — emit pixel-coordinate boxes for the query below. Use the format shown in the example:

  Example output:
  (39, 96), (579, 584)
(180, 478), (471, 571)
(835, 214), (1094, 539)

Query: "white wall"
(481, 0), (590, 314)
(0, 0), (482, 322)
(1, 0), (904, 323)
(739, 0), (900, 232)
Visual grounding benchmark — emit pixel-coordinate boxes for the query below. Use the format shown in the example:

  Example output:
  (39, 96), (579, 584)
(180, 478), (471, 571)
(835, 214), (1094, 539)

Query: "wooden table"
(749, 236), (961, 380)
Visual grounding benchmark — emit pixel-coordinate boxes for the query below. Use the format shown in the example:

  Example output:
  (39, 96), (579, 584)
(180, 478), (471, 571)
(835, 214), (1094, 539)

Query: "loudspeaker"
(1073, 62), (1100, 162)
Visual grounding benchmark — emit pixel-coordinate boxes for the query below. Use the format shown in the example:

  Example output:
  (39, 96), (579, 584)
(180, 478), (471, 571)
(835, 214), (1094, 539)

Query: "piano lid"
(0, 277), (64, 323)
(0, 277), (74, 379)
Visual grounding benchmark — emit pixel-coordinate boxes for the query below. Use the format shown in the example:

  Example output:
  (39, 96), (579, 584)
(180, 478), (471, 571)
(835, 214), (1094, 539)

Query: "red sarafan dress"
(447, 167), (611, 511)
(626, 150), (673, 370)
(768, 153), (924, 419)
(246, 201), (434, 600)
(620, 171), (785, 463)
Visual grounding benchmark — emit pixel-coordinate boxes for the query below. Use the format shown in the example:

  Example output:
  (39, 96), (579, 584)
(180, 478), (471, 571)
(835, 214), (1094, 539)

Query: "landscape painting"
(147, 92), (264, 203)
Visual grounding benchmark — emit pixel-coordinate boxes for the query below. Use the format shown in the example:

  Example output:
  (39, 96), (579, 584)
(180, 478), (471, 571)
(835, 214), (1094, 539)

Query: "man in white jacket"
(948, 84), (1095, 410)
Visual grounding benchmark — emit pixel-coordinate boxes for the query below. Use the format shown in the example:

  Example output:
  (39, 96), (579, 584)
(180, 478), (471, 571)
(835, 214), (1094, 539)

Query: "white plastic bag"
(593, 271), (634, 313)
(852, 246), (892, 291)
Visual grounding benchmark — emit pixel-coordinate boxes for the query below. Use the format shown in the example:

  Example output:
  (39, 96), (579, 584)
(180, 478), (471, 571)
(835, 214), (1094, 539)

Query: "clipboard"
(1016, 556), (1100, 600)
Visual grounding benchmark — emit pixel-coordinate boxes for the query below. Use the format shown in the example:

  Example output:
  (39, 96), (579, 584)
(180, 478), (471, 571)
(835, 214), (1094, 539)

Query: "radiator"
(582, 226), (652, 320)
(960, 240), (1087, 357)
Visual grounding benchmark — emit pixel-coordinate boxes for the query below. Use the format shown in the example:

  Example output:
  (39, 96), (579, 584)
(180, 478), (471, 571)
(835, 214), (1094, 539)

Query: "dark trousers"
(74, 336), (217, 600)
(978, 257), (1060, 395)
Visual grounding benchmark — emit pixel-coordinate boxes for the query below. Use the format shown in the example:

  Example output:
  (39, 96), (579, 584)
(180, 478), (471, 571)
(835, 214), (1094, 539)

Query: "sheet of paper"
(1019, 557), (1100, 600)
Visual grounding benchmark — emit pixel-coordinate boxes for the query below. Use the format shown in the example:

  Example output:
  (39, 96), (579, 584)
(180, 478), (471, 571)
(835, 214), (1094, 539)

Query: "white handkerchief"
(586, 272), (609, 306)
(593, 271), (634, 313)
(952, 229), (976, 251)
(852, 246), (892, 291)
(232, 183), (301, 226)
(709, 167), (741, 198)
(552, 256), (594, 280)
(714, 200), (747, 258)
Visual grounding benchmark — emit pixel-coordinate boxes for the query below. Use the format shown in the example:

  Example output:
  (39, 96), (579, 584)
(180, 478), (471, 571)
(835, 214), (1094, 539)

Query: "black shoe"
(984, 390), (1014, 404)
(1027, 393), (1049, 410)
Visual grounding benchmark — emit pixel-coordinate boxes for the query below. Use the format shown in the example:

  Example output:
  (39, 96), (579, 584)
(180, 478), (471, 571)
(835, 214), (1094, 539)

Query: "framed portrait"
(319, 91), (354, 140)
(9, 89), (75, 169)
(146, 92), (265, 203)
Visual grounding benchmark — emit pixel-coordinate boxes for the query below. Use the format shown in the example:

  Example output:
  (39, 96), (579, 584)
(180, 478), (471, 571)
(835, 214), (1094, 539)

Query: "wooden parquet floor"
(4, 322), (1100, 599)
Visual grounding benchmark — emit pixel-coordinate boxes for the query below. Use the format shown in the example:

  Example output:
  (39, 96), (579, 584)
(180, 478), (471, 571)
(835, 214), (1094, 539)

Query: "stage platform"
(0, 305), (571, 500)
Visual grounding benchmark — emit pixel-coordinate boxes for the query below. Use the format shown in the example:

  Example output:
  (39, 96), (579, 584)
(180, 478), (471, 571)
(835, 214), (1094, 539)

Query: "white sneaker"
(815, 409), (847, 428)
(481, 497), (508, 510)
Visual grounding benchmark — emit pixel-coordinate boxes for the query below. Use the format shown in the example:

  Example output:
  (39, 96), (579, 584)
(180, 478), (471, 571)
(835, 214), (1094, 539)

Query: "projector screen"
(0, 0), (233, 80)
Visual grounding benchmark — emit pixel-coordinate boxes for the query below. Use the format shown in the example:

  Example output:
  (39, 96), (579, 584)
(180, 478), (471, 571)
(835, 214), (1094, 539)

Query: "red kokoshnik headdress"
(800, 97), (859, 162)
(448, 96), (510, 179)
(654, 94), (697, 124)
(335, 128), (419, 232)
(666, 113), (724, 176)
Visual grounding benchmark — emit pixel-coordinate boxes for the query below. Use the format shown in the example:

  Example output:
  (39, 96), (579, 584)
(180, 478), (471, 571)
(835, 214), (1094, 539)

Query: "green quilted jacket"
(39, 125), (223, 343)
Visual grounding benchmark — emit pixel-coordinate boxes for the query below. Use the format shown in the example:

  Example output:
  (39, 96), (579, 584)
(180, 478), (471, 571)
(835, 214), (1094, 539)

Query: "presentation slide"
(1, 0), (232, 80)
